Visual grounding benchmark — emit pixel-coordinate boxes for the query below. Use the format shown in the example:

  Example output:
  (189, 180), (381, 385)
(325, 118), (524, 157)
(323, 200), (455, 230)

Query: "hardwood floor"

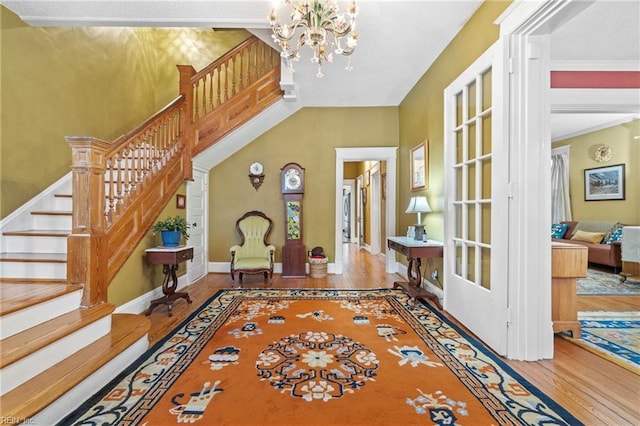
(146, 243), (640, 426)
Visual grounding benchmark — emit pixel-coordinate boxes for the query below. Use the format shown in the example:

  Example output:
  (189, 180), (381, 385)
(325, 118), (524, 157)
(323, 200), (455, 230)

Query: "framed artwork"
(176, 194), (186, 209)
(584, 163), (625, 201)
(410, 141), (427, 191)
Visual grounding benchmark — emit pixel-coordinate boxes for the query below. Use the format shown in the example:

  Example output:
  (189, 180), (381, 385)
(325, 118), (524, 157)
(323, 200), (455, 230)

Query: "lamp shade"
(405, 196), (432, 214)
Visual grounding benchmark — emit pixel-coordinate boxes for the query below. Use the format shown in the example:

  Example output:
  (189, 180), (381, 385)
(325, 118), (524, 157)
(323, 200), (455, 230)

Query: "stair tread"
(31, 211), (72, 215)
(3, 229), (70, 237)
(0, 313), (150, 421)
(0, 252), (67, 262)
(0, 303), (116, 368)
(0, 282), (81, 316)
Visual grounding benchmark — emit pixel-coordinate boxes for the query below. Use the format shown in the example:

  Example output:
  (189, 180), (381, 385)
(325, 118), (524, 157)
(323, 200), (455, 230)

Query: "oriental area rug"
(561, 311), (639, 374)
(60, 289), (581, 425)
(577, 269), (640, 295)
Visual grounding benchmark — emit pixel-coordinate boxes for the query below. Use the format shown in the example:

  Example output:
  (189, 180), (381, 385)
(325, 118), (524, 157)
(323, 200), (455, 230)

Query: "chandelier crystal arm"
(269, 0), (358, 78)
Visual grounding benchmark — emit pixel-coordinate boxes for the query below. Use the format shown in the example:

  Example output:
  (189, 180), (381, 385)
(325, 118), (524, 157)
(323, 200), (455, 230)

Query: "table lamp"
(406, 196), (431, 241)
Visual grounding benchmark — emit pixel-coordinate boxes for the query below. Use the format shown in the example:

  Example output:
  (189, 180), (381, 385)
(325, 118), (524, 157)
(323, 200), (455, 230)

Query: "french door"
(443, 41), (510, 355)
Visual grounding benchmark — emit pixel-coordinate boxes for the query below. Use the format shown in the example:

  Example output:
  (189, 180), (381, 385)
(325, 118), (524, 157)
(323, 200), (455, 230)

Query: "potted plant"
(152, 215), (190, 247)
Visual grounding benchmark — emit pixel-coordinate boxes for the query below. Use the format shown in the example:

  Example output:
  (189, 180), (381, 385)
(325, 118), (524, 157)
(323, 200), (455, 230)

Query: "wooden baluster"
(238, 51), (244, 91)
(208, 71), (214, 114)
(216, 67), (222, 108)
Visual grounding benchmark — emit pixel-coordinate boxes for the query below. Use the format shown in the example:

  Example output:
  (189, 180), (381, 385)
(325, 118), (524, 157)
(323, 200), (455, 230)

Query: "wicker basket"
(309, 256), (328, 278)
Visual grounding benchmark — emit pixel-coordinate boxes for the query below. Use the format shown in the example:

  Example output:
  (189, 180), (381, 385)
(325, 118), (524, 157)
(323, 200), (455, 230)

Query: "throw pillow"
(606, 226), (623, 244)
(551, 223), (569, 238)
(604, 222), (624, 244)
(571, 229), (605, 244)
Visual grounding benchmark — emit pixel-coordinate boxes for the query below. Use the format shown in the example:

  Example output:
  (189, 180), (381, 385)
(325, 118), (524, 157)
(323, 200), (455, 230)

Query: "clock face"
(285, 169), (301, 190)
(249, 161), (264, 175)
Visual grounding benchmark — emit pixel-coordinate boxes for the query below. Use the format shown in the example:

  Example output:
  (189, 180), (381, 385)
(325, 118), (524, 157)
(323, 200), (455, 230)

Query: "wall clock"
(594, 145), (612, 163)
(281, 162), (306, 278)
(248, 161), (265, 190)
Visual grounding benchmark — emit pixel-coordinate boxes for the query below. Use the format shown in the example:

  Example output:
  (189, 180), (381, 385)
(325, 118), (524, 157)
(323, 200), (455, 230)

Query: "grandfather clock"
(281, 162), (306, 278)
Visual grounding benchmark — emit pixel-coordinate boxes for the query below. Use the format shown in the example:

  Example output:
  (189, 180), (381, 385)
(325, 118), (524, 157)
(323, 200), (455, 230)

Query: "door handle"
(192, 223), (197, 227)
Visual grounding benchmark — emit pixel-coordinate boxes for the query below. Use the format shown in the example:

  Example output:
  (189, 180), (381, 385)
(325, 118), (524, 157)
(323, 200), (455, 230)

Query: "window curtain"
(551, 147), (572, 223)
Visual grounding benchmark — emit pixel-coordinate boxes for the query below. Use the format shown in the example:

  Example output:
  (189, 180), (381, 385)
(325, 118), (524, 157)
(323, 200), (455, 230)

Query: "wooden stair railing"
(66, 36), (282, 307)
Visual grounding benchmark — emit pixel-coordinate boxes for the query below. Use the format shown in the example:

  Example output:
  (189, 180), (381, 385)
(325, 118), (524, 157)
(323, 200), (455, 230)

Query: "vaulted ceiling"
(3, 0), (639, 140)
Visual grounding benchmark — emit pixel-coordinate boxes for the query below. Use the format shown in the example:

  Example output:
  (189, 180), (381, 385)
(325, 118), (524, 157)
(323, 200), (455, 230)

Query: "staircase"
(0, 35), (282, 424)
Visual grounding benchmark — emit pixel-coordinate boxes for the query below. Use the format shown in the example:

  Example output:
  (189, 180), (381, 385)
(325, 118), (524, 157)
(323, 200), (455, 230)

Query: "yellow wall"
(397, 0), (511, 286)
(0, 6), (249, 217)
(552, 119), (640, 224)
(108, 184), (188, 307)
(208, 107), (399, 264)
(1, 1), (511, 306)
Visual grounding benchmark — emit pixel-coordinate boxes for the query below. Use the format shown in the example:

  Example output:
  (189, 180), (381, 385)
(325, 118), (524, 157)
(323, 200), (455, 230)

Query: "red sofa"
(552, 221), (622, 270)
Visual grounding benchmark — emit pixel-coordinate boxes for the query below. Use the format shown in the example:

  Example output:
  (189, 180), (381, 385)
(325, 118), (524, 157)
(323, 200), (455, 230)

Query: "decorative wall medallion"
(594, 145), (612, 163)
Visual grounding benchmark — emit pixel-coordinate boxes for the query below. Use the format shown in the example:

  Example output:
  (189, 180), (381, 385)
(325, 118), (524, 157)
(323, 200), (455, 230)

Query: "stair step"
(0, 283), (82, 339)
(30, 212), (72, 230)
(0, 314), (150, 423)
(30, 211), (72, 216)
(0, 252), (67, 262)
(1, 303), (115, 369)
(3, 229), (70, 237)
(0, 304), (116, 396)
(0, 282), (80, 316)
(1, 230), (69, 254)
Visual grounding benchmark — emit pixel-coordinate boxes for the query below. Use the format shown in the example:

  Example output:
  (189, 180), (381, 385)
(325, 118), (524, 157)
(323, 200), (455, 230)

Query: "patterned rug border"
(577, 269), (640, 296)
(59, 288), (582, 425)
(560, 311), (639, 375)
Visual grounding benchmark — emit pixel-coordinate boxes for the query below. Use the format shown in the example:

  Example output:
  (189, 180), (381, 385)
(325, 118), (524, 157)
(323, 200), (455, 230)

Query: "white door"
(187, 168), (208, 283)
(443, 41), (509, 355)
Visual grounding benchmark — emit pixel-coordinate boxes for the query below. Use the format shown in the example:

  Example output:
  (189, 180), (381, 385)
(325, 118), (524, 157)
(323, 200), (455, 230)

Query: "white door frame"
(335, 147), (397, 274)
(370, 162), (381, 255)
(495, 0), (594, 360)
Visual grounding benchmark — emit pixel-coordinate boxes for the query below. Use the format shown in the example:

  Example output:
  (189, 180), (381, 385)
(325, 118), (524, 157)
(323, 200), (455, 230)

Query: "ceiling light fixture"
(268, 0), (358, 78)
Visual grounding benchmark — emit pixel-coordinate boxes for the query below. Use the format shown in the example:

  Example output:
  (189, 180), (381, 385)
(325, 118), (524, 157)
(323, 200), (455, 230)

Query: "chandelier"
(268, 0), (358, 78)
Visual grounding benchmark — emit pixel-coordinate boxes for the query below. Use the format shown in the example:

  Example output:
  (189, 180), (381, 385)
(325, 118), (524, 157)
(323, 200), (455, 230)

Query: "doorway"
(334, 147), (397, 275)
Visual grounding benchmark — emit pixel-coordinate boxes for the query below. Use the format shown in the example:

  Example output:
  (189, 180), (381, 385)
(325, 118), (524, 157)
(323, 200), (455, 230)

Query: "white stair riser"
(2, 235), (68, 254)
(32, 335), (148, 426)
(54, 197), (73, 211)
(0, 289), (82, 339)
(0, 315), (112, 396)
(0, 261), (66, 280)
(31, 215), (72, 231)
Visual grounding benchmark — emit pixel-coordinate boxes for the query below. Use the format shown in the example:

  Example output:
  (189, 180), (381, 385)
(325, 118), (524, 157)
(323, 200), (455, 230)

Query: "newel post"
(66, 136), (111, 307)
(177, 65), (196, 181)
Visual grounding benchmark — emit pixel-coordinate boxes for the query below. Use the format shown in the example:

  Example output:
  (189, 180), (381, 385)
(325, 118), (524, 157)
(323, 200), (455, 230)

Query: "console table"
(145, 246), (193, 316)
(551, 242), (587, 338)
(388, 237), (444, 309)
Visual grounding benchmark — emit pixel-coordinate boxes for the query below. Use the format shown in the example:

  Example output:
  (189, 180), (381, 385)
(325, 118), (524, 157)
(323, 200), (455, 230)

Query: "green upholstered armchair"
(230, 211), (275, 284)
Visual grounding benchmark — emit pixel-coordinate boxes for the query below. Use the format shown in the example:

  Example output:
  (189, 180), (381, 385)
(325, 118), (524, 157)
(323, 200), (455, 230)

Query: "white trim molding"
(334, 147), (397, 275)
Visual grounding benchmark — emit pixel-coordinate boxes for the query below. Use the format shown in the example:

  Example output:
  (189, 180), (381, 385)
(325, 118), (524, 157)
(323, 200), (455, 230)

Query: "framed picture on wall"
(410, 141), (427, 191)
(584, 163), (625, 201)
(176, 194), (186, 209)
